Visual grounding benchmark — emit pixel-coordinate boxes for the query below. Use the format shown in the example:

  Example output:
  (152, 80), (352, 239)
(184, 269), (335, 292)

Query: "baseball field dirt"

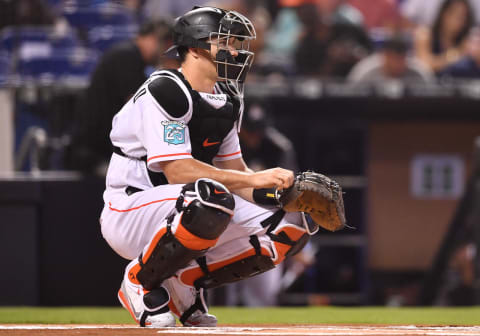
(2, 325), (480, 336)
(1, 307), (480, 335)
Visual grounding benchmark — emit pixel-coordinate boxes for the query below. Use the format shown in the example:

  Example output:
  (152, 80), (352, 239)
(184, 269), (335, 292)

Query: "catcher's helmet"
(165, 6), (256, 96)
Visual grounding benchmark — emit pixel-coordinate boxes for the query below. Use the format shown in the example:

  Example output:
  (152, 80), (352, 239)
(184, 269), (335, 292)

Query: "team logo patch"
(162, 120), (186, 145)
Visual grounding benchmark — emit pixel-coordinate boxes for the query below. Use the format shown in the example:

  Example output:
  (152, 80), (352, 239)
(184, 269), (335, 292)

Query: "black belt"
(112, 146), (169, 187)
(112, 145), (147, 161)
(126, 185), (144, 195)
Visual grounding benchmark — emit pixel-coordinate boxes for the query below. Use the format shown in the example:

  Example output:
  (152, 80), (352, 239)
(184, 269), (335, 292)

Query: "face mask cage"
(209, 10), (256, 97)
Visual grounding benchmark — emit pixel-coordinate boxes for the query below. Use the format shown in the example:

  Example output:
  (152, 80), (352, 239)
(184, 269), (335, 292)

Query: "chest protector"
(162, 70), (240, 165)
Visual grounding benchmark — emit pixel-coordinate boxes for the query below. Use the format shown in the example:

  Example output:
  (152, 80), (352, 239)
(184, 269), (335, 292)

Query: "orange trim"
(280, 226), (306, 241)
(273, 241), (290, 265)
(272, 226), (306, 264)
(147, 153), (191, 162)
(128, 263), (142, 285)
(180, 246), (271, 286)
(109, 198), (177, 213)
(142, 227), (168, 263)
(175, 219), (219, 251)
(215, 151), (241, 158)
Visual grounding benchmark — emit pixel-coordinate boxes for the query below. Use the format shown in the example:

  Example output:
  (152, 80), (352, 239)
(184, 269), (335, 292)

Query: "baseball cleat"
(163, 276), (217, 327)
(118, 280), (176, 328)
(183, 311), (218, 327)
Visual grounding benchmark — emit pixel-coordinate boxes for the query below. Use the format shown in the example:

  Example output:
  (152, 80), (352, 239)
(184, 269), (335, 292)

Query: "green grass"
(0, 307), (131, 324)
(0, 306), (479, 325)
(211, 307), (480, 325)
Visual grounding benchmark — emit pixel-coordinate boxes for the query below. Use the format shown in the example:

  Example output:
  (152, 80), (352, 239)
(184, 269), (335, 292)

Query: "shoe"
(183, 311), (218, 327)
(163, 277), (217, 327)
(118, 280), (176, 328)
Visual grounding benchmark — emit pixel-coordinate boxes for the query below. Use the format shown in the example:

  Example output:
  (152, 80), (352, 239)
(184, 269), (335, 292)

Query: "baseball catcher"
(100, 6), (346, 329)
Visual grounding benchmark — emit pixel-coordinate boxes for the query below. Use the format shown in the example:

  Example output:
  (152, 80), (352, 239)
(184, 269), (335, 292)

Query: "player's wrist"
(252, 187), (281, 207)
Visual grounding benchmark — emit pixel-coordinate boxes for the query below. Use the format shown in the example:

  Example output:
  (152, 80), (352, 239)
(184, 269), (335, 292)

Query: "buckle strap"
(261, 209), (285, 233)
(179, 290), (207, 325)
(249, 235), (262, 255)
(196, 256), (209, 277)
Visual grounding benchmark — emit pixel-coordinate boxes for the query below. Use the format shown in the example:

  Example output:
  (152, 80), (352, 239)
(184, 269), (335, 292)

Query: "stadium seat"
(87, 24), (138, 52)
(0, 52), (10, 87)
(16, 47), (98, 84)
(62, 2), (136, 30)
(0, 26), (78, 56)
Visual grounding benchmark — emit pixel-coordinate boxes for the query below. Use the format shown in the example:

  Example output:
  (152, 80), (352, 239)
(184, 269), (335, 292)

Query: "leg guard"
(166, 209), (310, 324)
(168, 235), (275, 324)
(194, 235), (275, 289)
(178, 211), (309, 291)
(135, 179), (234, 290)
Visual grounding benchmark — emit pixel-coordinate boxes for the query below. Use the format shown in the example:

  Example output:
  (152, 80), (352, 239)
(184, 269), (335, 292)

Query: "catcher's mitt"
(279, 171), (346, 232)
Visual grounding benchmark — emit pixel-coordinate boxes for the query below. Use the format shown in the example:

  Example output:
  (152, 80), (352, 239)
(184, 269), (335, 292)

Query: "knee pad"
(136, 179), (234, 290)
(179, 178), (234, 240)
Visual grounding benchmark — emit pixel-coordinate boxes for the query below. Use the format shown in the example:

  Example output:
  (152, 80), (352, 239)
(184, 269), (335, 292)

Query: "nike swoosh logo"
(214, 189), (226, 194)
(203, 138), (220, 147)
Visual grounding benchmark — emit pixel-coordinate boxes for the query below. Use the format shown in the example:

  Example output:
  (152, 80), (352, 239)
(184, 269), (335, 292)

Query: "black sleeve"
(148, 76), (189, 118)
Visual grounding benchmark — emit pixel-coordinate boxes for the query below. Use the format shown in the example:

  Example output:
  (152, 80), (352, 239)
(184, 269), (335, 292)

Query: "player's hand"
(250, 168), (294, 190)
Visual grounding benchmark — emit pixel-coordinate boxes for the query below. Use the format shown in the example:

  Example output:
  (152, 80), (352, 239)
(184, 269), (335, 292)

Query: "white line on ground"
(1, 325), (480, 335)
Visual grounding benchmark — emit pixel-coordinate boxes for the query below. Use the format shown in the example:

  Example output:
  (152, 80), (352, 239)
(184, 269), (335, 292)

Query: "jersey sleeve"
(213, 126), (242, 162)
(139, 75), (193, 171)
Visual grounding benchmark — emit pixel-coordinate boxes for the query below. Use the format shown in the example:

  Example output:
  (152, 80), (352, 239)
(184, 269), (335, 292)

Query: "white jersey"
(104, 69), (242, 200)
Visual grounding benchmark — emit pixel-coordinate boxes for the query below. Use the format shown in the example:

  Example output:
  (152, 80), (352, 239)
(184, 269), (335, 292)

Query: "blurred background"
(0, 0), (479, 308)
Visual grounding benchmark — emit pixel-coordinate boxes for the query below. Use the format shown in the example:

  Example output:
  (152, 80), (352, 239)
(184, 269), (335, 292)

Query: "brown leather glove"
(279, 171), (346, 232)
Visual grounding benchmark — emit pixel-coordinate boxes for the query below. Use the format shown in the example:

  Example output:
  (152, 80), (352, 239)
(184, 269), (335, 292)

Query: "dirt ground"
(1, 325), (480, 336)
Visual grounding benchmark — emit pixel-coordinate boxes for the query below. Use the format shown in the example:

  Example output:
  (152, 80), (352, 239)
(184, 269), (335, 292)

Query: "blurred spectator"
(348, 35), (433, 84)
(0, 0), (54, 28)
(414, 0), (475, 74)
(0, 0), (70, 34)
(142, 0), (233, 20)
(230, 0), (272, 54)
(67, 19), (176, 174)
(257, 1), (303, 74)
(294, 2), (371, 77)
(348, 0), (404, 31)
(440, 28), (480, 78)
(239, 100), (298, 172)
(444, 243), (477, 305)
(316, 0), (364, 27)
(401, 0), (480, 27)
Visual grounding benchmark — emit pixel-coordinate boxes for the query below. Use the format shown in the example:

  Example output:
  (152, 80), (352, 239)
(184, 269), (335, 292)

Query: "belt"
(112, 145), (169, 187)
(126, 185), (144, 196)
